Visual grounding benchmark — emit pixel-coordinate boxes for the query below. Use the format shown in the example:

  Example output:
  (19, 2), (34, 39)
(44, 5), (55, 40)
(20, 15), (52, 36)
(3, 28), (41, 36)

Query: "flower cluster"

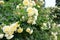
(23, 0), (38, 24)
(1, 22), (20, 39)
(0, 22), (33, 39)
(0, 22), (23, 39)
(23, 0), (36, 7)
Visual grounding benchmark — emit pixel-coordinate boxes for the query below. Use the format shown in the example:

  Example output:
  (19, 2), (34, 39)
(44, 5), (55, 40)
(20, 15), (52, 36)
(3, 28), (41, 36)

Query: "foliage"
(0, 0), (59, 40)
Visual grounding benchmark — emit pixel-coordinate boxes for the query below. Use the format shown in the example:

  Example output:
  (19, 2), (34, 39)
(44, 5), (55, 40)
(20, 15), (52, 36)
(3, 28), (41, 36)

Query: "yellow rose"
(0, 1), (4, 4)
(27, 7), (34, 13)
(26, 27), (30, 32)
(28, 1), (36, 7)
(27, 7), (34, 16)
(23, 0), (29, 6)
(17, 27), (23, 33)
(10, 22), (20, 31)
(26, 28), (33, 34)
(2, 26), (14, 35)
(2, 26), (10, 33)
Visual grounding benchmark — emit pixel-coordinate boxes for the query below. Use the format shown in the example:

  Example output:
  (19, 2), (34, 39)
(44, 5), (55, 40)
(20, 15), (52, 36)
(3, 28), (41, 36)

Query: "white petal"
(16, 5), (19, 9)
(5, 34), (14, 39)
(32, 21), (36, 25)
(31, 1), (36, 6)
(34, 16), (37, 20)
(0, 34), (4, 39)
(29, 30), (33, 34)
(33, 8), (38, 16)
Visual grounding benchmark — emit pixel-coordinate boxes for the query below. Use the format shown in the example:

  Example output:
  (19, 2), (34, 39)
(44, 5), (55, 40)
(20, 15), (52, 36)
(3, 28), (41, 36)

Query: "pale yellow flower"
(2, 25), (14, 35)
(2, 22), (19, 36)
(10, 22), (19, 31)
(26, 28), (33, 34)
(0, 1), (4, 4)
(28, 1), (36, 7)
(26, 27), (30, 32)
(17, 27), (23, 33)
(2, 26), (10, 33)
(23, 0), (29, 6)
(27, 7), (34, 16)
(27, 7), (38, 16)
(27, 7), (34, 13)
(29, 30), (33, 34)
